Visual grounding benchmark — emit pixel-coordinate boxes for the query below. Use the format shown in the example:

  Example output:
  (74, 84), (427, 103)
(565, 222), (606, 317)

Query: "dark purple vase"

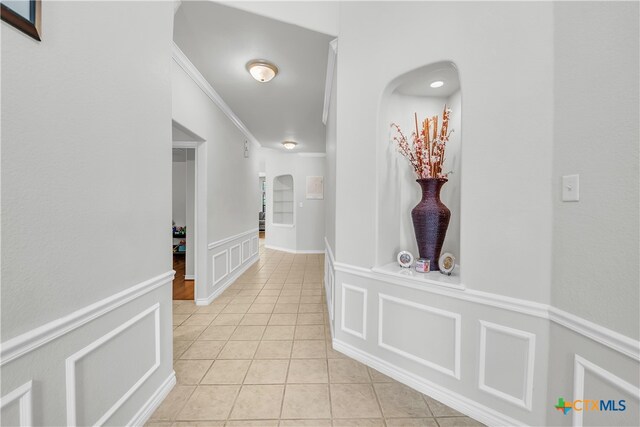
(411, 178), (451, 271)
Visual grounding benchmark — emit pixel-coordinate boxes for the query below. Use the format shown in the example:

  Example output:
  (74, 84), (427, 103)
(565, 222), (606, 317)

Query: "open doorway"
(172, 148), (195, 299)
(172, 119), (206, 302)
(259, 173), (266, 240)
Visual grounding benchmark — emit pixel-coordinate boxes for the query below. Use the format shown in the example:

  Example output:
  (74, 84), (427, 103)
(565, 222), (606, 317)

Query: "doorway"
(259, 173), (266, 240)
(172, 119), (207, 302)
(172, 148), (195, 299)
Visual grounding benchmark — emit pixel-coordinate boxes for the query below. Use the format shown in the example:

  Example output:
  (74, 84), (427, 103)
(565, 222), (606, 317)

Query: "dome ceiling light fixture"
(246, 60), (279, 83)
(430, 80), (444, 88)
(282, 141), (297, 150)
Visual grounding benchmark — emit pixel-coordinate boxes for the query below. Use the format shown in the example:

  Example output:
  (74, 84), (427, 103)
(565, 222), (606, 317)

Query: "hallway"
(148, 244), (483, 426)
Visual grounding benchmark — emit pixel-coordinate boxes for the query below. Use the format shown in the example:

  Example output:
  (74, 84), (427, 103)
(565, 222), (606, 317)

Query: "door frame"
(172, 121), (207, 302)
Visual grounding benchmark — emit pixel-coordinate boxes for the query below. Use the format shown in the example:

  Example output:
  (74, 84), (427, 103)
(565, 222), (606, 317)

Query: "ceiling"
(174, 2), (334, 153)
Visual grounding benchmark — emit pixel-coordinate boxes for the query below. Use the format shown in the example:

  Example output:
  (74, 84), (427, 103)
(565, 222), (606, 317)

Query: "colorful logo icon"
(554, 397), (626, 415)
(555, 397), (572, 414)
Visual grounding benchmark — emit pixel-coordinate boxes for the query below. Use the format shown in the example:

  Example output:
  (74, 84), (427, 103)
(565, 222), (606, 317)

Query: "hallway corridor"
(147, 244), (483, 426)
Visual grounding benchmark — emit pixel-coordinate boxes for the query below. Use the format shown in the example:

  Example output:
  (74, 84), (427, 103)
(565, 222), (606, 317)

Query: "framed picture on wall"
(1, 0), (41, 41)
(306, 176), (324, 200)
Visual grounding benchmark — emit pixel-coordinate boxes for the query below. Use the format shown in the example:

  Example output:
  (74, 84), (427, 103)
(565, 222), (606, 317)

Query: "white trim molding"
(340, 283), (368, 340)
(172, 43), (261, 149)
(212, 250), (229, 286)
(65, 303), (161, 426)
(208, 228), (259, 251)
(572, 355), (640, 427)
(242, 239), (251, 262)
(0, 381), (33, 427)
(378, 293), (461, 379)
(0, 271), (174, 366)
(479, 321), (536, 411)
(550, 307), (640, 362)
(264, 244), (324, 254)
(331, 259), (640, 362)
(229, 243), (242, 273)
(322, 38), (338, 125)
(128, 371), (176, 427)
(251, 236), (259, 256)
(196, 254), (260, 306)
(333, 339), (525, 427)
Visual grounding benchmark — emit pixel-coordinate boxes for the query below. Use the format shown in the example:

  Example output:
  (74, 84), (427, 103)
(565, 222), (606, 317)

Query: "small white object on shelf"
(397, 251), (414, 268)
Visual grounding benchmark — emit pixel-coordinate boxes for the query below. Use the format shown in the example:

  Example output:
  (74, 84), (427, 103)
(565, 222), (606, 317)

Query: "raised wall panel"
(229, 244), (241, 272)
(0, 381), (32, 427)
(378, 294), (460, 379)
(242, 239), (251, 262)
(251, 236), (259, 256)
(479, 321), (536, 410)
(212, 250), (229, 285)
(573, 355), (640, 427)
(341, 283), (367, 339)
(65, 304), (160, 426)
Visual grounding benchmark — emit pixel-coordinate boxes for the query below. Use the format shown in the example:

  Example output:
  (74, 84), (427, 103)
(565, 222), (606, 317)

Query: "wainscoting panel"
(379, 294), (460, 379)
(251, 236), (259, 256)
(327, 241), (639, 426)
(341, 283), (367, 340)
(202, 229), (259, 305)
(229, 244), (241, 273)
(212, 250), (229, 286)
(66, 304), (160, 426)
(0, 272), (174, 426)
(242, 239), (251, 262)
(0, 381), (32, 427)
(479, 321), (535, 410)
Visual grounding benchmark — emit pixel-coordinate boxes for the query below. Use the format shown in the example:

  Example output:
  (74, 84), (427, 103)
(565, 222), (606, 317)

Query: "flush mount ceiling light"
(246, 60), (278, 82)
(282, 141), (297, 150)
(430, 80), (444, 88)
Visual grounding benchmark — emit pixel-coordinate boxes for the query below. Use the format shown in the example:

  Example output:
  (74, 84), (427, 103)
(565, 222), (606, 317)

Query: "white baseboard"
(332, 339), (525, 427)
(128, 371), (176, 426)
(184, 275), (195, 280)
(264, 244), (324, 254)
(196, 254), (259, 306)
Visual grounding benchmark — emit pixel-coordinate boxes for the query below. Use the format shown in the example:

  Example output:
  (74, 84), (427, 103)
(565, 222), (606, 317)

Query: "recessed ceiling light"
(430, 80), (444, 88)
(282, 141), (297, 150)
(246, 60), (278, 83)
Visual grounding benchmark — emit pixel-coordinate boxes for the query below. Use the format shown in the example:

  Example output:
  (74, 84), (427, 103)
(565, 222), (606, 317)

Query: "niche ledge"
(371, 262), (464, 291)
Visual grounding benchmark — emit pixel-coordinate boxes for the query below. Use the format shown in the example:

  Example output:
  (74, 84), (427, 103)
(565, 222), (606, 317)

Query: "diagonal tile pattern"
(148, 241), (484, 427)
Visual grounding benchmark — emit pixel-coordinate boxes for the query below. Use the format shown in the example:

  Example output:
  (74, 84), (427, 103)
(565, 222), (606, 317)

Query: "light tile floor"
(148, 242), (484, 427)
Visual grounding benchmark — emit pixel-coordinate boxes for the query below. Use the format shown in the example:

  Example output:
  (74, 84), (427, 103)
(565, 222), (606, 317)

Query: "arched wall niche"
(376, 61), (462, 273)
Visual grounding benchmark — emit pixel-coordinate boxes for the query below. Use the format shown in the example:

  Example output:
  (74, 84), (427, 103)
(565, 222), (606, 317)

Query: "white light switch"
(299, 202), (303, 208)
(562, 174), (579, 202)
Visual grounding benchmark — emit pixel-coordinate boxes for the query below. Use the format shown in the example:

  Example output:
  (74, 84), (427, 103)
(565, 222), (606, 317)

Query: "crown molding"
(172, 42), (261, 149)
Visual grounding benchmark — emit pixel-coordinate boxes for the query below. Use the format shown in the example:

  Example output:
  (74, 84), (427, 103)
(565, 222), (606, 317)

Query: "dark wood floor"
(173, 254), (194, 300)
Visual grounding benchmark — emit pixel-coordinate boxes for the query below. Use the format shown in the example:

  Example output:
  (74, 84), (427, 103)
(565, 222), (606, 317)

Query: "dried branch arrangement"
(391, 105), (453, 179)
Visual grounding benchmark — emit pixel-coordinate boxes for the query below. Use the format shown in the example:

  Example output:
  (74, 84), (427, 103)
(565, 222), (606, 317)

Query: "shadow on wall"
(377, 61), (462, 268)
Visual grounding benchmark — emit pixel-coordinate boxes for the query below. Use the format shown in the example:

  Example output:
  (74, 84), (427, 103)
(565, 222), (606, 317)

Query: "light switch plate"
(562, 174), (579, 202)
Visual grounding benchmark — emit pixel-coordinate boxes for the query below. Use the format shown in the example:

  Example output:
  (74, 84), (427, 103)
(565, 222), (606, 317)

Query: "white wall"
(547, 4), (640, 425)
(264, 150), (326, 253)
(1, 1), (175, 425)
(336, 1), (554, 303)
(327, 2), (638, 426)
(551, 1), (639, 340)
(172, 56), (261, 304)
